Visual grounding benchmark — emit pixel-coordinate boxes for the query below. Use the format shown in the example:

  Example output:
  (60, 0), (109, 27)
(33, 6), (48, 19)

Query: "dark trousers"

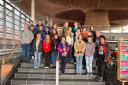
(44, 52), (51, 67)
(60, 56), (68, 73)
(97, 54), (106, 77)
(22, 43), (31, 62)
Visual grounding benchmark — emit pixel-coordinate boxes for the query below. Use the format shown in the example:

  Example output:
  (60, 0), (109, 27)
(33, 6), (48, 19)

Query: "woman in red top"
(42, 34), (51, 68)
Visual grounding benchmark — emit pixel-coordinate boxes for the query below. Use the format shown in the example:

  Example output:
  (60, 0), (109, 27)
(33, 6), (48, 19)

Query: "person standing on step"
(62, 22), (70, 36)
(57, 36), (69, 74)
(90, 26), (97, 43)
(51, 34), (60, 68)
(81, 27), (88, 42)
(21, 23), (34, 63)
(65, 28), (74, 63)
(33, 33), (43, 68)
(74, 34), (86, 74)
(85, 36), (95, 76)
(94, 35), (111, 82)
(42, 34), (52, 68)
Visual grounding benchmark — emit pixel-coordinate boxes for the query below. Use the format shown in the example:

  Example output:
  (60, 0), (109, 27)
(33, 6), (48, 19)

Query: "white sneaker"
(44, 67), (49, 69)
(32, 56), (34, 59)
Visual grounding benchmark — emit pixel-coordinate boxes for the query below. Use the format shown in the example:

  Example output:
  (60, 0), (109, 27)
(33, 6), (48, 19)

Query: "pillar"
(85, 10), (110, 31)
(31, 0), (35, 21)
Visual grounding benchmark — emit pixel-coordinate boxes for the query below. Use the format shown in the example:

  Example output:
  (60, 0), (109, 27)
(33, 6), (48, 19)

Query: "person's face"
(46, 35), (50, 40)
(53, 24), (57, 29)
(62, 37), (66, 42)
(30, 21), (34, 25)
(24, 23), (28, 30)
(64, 22), (68, 27)
(31, 26), (34, 31)
(53, 29), (56, 34)
(100, 38), (105, 44)
(74, 22), (78, 26)
(78, 35), (82, 40)
(77, 29), (80, 33)
(37, 34), (41, 40)
(83, 28), (86, 32)
(46, 28), (49, 32)
(38, 20), (42, 25)
(87, 37), (92, 43)
(39, 26), (42, 30)
(90, 26), (93, 31)
(54, 35), (58, 39)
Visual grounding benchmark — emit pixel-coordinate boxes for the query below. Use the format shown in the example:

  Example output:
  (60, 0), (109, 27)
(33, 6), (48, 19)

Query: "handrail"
(56, 52), (60, 85)
(0, 41), (21, 64)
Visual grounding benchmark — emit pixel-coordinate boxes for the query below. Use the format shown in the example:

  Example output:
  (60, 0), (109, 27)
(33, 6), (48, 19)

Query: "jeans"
(85, 55), (93, 73)
(97, 54), (106, 77)
(76, 56), (83, 74)
(22, 44), (31, 62)
(44, 52), (51, 67)
(51, 50), (58, 65)
(34, 51), (42, 68)
(60, 56), (68, 73)
(68, 45), (72, 63)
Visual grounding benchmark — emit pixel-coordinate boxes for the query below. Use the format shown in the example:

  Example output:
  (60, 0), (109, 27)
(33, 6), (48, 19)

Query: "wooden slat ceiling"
(11, 0), (128, 25)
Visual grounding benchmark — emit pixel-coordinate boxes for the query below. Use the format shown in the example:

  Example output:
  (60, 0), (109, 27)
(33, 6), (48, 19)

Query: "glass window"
(21, 18), (25, 23)
(0, 19), (4, 25)
(14, 9), (20, 16)
(0, 12), (3, 19)
(15, 14), (19, 20)
(26, 17), (29, 22)
(21, 14), (25, 19)
(123, 25), (128, 33)
(15, 25), (19, 30)
(15, 20), (20, 25)
(6, 21), (13, 28)
(100, 30), (109, 33)
(5, 3), (12, 10)
(6, 15), (13, 22)
(0, 0), (3, 5)
(6, 9), (13, 17)
(111, 27), (122, 33)
(0, 5), (3, 12)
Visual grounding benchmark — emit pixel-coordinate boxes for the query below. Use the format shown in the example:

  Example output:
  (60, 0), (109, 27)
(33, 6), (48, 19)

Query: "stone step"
(18, 67), (97, 74)
(15, 73), (96, 80)
(10, 79), (105, 85)
(20, 63), (76, 68)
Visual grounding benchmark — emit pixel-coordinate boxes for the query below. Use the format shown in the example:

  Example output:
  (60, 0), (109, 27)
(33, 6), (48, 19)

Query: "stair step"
(18, 68), (97, 74)
(15, 73), (97, 79)
(20, 63), (76, 68)
(11, 79), (105, 85)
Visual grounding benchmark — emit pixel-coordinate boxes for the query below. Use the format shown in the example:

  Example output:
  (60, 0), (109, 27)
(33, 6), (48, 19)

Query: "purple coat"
(57, 42), (69, 57)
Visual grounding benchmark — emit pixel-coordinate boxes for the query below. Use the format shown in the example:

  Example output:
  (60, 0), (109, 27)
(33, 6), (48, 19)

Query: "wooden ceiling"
(10, 0), (128, 25)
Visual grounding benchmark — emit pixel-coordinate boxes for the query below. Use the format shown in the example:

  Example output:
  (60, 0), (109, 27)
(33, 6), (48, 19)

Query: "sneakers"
(97, 77), (103, 82)
(34, 66), (39, 69)
(44, 67), (50, 69)
(94, 76), (103, 82)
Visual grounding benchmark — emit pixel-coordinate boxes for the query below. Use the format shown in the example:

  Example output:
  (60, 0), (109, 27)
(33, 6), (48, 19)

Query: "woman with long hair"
(65, 28), (74, 63)
(33, 33), (43, 68)
(42, 34), (52, 68)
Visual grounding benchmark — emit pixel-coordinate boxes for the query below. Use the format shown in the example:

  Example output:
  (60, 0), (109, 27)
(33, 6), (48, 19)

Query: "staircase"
(7, 60), (107, 85)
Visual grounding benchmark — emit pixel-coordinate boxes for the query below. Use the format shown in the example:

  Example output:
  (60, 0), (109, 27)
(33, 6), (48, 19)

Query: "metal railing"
(0, 41), (22, 85)
(56, 52), (60, 85)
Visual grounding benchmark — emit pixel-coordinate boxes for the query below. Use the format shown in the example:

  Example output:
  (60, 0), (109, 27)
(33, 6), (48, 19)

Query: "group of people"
(21, 20), (111, 82)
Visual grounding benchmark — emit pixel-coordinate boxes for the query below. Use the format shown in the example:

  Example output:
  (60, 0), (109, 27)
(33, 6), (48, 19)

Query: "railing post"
(56, 52), (59, 85)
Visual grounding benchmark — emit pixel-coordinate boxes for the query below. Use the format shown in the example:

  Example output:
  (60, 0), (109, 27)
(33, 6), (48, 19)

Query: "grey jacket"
(21, 30), (34, 44)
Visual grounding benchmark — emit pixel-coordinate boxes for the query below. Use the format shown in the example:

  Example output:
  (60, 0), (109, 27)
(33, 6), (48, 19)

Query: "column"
(31, 0), (35, 21)
(85, 10), (110, 31)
